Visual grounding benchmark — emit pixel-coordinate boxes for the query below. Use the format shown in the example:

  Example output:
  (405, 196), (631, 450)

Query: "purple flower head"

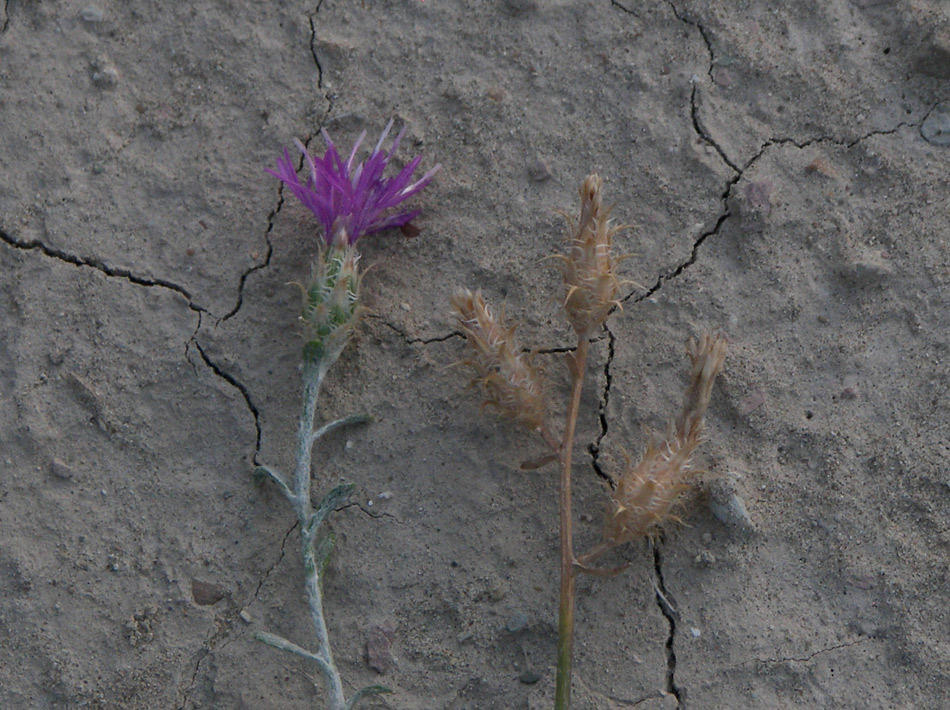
(267, 119), (440, 247)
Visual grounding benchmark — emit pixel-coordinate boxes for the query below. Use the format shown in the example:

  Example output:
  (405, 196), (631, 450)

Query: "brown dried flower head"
(556, 174), (627, 337)
(603, 333), (728, 545)
(451, 288), (547, 431)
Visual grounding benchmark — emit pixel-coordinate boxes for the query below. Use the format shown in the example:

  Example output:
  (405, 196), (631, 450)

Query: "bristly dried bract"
(602, 332), (728, 545)
(451, 288), (547, 431)
(555, 174), (628, 337)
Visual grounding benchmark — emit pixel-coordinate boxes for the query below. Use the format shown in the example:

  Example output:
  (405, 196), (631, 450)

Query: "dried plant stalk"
(451, 288), (548, 432)
(603, 332), (728, 546)
(555, 174), (627, 337)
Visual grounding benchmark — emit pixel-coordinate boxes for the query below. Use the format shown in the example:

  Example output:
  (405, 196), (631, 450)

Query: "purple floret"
(267, 119), (440, 246)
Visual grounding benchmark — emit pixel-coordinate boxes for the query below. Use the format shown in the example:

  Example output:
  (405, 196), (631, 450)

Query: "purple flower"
(267, 119), (440, 246)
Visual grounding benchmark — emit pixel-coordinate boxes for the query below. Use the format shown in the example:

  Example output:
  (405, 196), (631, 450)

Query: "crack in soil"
(221, 194), (277, 321)
(610, 0), (640, 17)
(652, 541), (682, 708)
(255, 521), (298, 598)
(749, 638), (872, 668)
(192, 340), (263, 455)
(588, 321), (616, 485)
(691, 85), (741, 174)
(309, 11), (324, 90)
(369, 314), (462, 345)
(0, 227), (204, 312)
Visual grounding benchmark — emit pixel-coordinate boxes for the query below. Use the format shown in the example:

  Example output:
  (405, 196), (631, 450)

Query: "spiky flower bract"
(268, 119), (440, 246)
(603, 333), (728, 545)
(451, 288), (548, 432)
(300, 240), (362, 367)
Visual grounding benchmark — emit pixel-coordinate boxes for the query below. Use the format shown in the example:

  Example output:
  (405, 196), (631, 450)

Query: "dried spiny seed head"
(603, 332), (727, 545)
(301, 239), (362, 365)
(556, 174), (627, 337)
(451, 288), (547, 431)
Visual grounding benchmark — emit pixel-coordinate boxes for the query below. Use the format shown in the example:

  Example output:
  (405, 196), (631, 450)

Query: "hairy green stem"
(554, 336), (589, 710)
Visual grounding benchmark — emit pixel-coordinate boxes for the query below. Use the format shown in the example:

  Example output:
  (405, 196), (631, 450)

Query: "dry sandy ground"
(2, 1), (949, 708)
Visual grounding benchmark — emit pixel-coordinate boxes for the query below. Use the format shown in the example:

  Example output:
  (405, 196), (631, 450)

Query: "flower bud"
(301, 239), (362, 365)
(451, 288), (547, 431)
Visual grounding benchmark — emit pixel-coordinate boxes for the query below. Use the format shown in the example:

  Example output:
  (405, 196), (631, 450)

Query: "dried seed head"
(301, 238), (362, 365)
(557, 174), (626, 337)
(603, 333), (727, 545)
(451, 288), (547, 431)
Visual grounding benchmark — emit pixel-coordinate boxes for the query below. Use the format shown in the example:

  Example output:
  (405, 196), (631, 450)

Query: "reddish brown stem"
(554, 336), (589, 709)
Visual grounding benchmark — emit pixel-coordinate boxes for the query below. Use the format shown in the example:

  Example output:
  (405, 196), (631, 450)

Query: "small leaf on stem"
(307, 483), (357, 538)
(344, 685), (393, 710)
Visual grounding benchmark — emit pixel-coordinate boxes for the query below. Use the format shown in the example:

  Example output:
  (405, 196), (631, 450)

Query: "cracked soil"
(1, 1), (949, 709)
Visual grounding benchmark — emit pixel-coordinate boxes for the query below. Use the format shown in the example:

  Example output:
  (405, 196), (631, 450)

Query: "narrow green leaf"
(344, 685), (393, 709)
(313, 530), (336, 583)
(306, 483), (356, 536)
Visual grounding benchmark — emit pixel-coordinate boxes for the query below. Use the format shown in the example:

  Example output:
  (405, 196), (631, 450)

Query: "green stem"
(554, 336), (589, 710)
(292, 360), (348, 710)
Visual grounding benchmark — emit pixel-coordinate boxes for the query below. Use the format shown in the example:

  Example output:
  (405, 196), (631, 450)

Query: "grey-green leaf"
(344, 685), (393, 710)
(314, 530), (336, 582)
(306, 483), (356, 537)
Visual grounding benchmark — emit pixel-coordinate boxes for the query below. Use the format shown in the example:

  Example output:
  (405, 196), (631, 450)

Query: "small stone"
(527, 156), (553, 182)
(457, 630), (473, 643)
(519, 670), (542, 684)
(50, 458), (76, 480)
(738, 390), (765, 415)
(804, 158), (837, 178)
(94, 68), (118, 87)
(486, 86), (506, 102)
(921, 102), (950, 146)
(711, 66), (734, 87)
(377, 491), (393, 500)
(191, 579), (227, 606)
(366, 619), (397, 673)
(690, 627), (702, 638)
(399, 302), (411, 312)
(239, 609), (253, 624)
(707, 481), (753, 530)
(505, 611), (529, 633)
(81, 6), (104, 22)
(694, 550), (717, 567)
(486, 578), (508, 602)
(743, 178), (773, 217)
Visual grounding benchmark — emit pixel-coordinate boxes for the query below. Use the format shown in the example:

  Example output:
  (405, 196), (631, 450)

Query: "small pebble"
(92, 67), (119, 87)
(191, 579), (227, 606)
(378, 491), (393, 500)
(366, 620), (396, 674)
(519, 670), (542, 684)
(50, 458), (76, 480)
(708, 482), (753, 530)
(239, 609), (253, 624)
(345, 440), (354, 450)
(399, 302), (411, 312)
(921, 102), (950, 146)
(527, 157), (553, 182)
(81, 5), (104, 22)
(486, 86), (506, 102)
(505, 611), (529, 633)
(690, 627), (702, 638)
